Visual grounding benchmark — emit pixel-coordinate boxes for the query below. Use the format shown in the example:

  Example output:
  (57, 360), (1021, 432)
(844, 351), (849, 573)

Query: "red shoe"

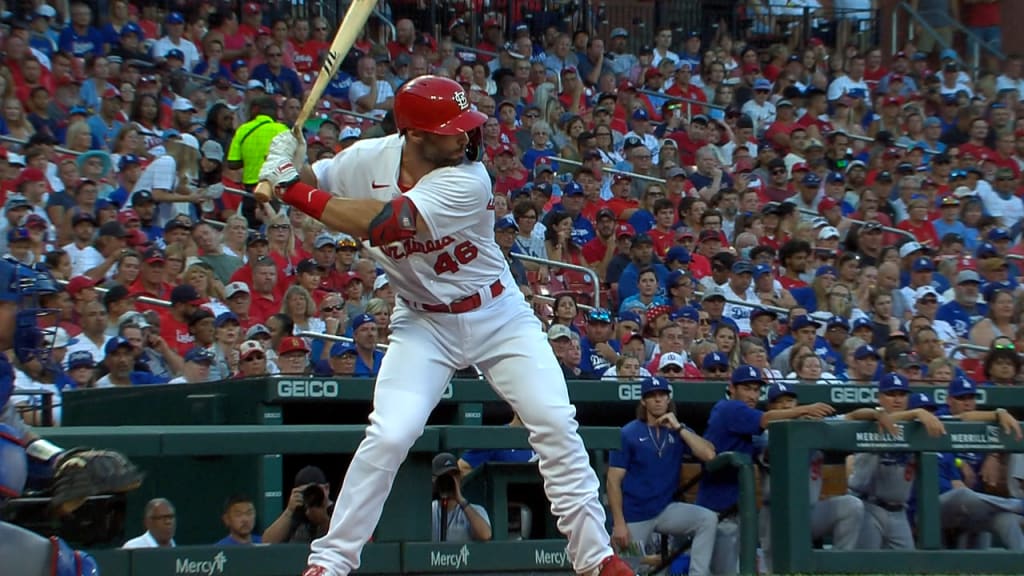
(596, 555), (635, 576)
(301, 566), (330, 576)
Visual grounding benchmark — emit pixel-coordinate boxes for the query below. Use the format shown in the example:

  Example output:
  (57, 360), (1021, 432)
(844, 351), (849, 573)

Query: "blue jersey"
(354, 351), (385, 377)
(617, 262), (670, 302)
(325, 72), (353, 100)
(578, 336), (620, 376)
(460, 445), (535, 469)
(130, 371), (170, 386)
(936, 300), (988, 340)
(58, 26), (106, 58)
(609, 420), (692, 522)
(697, 399), (763, 512)
(215, 534), (262, 546)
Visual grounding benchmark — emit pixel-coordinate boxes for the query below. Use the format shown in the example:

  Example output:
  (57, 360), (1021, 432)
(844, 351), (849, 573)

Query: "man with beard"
(578, 308), (619, 378)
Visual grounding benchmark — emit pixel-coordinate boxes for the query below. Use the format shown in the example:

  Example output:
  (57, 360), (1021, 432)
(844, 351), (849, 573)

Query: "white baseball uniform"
(306, 134), (613, 575)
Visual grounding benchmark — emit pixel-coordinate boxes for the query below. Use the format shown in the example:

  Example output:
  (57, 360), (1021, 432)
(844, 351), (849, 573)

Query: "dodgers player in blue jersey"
(697, 365), (835, 575)
(930, 376), (1024, 550)
(456, 413), (537, 475)
(607, 377), (718, 576)
(757, 382), (900, 570)
(848, 373), (947, 550)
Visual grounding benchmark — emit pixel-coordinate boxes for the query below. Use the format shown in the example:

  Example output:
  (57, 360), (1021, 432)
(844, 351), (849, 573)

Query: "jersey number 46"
(433, 241), (480, 275)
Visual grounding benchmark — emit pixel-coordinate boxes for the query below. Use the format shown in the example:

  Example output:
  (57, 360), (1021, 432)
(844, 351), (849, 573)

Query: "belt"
(851, 490), (905, 512)
(406, 280), (504, 314)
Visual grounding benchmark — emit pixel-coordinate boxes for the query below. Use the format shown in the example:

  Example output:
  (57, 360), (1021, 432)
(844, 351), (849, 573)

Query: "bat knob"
(253, 181), (275, 203)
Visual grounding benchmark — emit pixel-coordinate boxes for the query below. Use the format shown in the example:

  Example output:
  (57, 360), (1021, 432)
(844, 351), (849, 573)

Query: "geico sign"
(830, 386), (987, 406)
(277, 380), (340, 398)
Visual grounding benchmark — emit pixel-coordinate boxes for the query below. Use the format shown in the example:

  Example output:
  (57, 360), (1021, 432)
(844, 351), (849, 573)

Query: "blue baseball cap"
(618, 311), (642, 325)
(665, 270), (686, 290)
(976, 242), (999, 259)
(166, 11), (185, 24)
(120, 22), (142, 37)
(826, 315), (849, 331)
(184, 347), (216, 364)
(815, 265), (838, 278)
(908, 392), (936, 410)
(587, 308), (613, 323)
(67, 350), (95, 370)
(103, 336), (134, 355)
(878, 372), (910, 393)
(731, 364), (767, 385)
(671, 305), (699, 322)
(732, 259), (755, 275)
(666, 246), (691, 264)
(852, 317), (873, 332)
(750, 307), (778, 321)
(165, 48), (185, 61)
(7, 227), (30, 243)
(826, 172), (845, 184)
(640, 376), (671, 397)
(854, 344), (880, 360)
(754, 78), (772, 91)
(940, 48), (958, 61)
(232, 59), (248, 72)
(352, 313), (375, 331)
(911, 257), (935, 272)
(790, 314), (821, 332)
(767, 382), (798, 403)
(330, 342), (357, 357)
(703, 351), (729, 371)
(948, 375), (978, 398)
(802, 172), (822, 187)
(754, 264), (773, 279)
(563, 181), (584, 196)
(214, 311), (239, 328)
(988, 228), (1011, 242)
(494, 216), (518, 232)
(118, 154), (141, 170)
(632, 108), (649, 121)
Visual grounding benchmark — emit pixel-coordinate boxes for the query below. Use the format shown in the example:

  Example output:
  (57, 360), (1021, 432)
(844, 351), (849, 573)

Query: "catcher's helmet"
(394, 76), (487, 136)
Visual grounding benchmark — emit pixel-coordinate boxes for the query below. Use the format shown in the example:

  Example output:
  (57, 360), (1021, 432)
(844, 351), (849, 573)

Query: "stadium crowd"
(1, 0), (1021, 427)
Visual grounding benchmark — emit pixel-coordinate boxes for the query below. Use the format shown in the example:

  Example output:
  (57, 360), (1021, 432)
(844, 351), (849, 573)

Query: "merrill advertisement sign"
(854, 423), (910, 449)
(949, 425), (1004, 451)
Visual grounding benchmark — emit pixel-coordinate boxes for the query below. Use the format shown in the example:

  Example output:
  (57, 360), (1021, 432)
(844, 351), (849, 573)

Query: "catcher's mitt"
(50, 448), (144, 516)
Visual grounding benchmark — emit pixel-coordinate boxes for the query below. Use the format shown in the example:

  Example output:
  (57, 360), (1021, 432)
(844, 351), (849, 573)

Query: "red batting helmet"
(394, 75), (487, 135)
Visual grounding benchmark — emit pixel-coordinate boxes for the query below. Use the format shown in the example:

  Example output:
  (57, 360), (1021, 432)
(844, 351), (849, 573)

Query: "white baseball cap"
(898, 242), (924, 259)
(42, 327), (76, 349)
(818, 226), (840, 240)
(117, 311), (151, 329)
(658, 352), (687, 370)
(372, 275), (390, 292)
(239, 340), (265, 359)
(915, 285), (940, 301)
(172, 96), (197, 112)
(225, 282), (251, 299)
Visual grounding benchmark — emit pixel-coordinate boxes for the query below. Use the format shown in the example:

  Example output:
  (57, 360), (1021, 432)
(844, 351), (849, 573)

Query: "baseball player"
(757, 382), (899, 570)
(257, 76), (630, 576)
(848, 373), (947, 550)
(697, 365), (835, 575)
(0, 258), (141, 575)
(606, 376), (718, 576)
(933, 377), (1024, 550)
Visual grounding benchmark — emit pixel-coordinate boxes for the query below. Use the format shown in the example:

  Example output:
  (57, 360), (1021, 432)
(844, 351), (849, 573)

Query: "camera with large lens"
(434, 472), (457, 499)
(292, 484), (326, 521)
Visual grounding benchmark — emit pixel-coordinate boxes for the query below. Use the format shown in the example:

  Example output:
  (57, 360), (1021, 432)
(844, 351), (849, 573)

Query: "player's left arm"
(843, 407), (900, 436)
(957, 408), (1022, 440)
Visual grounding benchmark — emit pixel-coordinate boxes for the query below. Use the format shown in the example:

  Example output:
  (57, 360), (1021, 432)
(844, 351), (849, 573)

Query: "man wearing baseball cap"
(936, 270), (986, 341)
(96, 336), (171, 387)
(351, 314), (384, 377)
(756, 382), (901, 571)
(237, 340), (269, 378)
(162, 285), (206, 356)
(277, 336), (311, 375)
(606, 376), (718, 576)
(170, 348), (217, 384)
(699, 365), (834, 574)
(848, 373), (946, 550)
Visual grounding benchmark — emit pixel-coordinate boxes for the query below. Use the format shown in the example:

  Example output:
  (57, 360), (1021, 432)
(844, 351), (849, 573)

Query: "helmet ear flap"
(465, 127), (483, 162)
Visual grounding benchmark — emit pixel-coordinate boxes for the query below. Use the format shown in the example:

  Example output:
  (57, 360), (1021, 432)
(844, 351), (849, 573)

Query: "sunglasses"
(707, 367), (729, 374)
(322, 305), (343, 312)
(662, 366), (684, 373)
(270, 224), (291, 230)
(993, 342), (1016, 351)
(771, 169), (786, 175)
(699, 318), (711, 325)
(244, 354), (265, 361)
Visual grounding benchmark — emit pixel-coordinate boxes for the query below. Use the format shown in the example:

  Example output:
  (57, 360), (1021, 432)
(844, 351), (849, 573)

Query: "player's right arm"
(605, 466), (630, 549)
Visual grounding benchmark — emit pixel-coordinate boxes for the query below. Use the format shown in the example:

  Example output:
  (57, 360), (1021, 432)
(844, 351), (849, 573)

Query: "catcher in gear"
(0, 258), (143, 517)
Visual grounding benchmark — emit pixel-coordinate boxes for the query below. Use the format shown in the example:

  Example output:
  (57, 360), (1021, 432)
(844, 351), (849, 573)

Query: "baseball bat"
(252, 0), (378, 202)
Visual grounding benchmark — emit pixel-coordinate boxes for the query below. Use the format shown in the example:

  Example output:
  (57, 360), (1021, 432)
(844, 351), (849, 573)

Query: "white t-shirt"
(133, 156), (188, 225)
(10, 369), (62, 425)
(151, 36), (201, 71)
(313, 134), (514, 305)
(741, 100), (776, 136)
(63, 242), (104, 277)
(122, 531), (175, 549)
(827, 75), (870, 101)
(347, 80), (395, 119)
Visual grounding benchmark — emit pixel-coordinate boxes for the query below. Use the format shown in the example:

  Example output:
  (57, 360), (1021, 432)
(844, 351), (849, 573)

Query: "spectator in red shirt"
(648, 198), (678, 257)
(130, 246), (174, 301)
(224, 281), (255, 330)
(765, 100), (798, 152)
(162, 284), (206, 356)
(665, 62), (707, 117)
(778, 239), (812, 289)
(897, 196), (940, 248)
(960, 118), (995, 161)
(492, 145), (529, 198)
(605, 173), (639, 221)
(558, 67), (589, 116)
(386, 19), (417, 61)
(248, 256), (283, 325)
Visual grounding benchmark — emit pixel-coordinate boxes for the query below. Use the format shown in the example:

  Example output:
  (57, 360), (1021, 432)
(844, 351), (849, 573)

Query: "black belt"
(851, 490), (905, 512)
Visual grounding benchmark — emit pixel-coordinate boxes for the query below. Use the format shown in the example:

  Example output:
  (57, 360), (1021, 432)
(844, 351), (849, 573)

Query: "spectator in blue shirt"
(617, 235), (669, 302)
(936, 270), (987, 341)
(96, 336), (169, 387)
(216, 494), (264, 545)
(251, 44), (304, 98)
(351, 314), (384, 377)
(578, 308), (621, 377)
(59, 1), (107, 58)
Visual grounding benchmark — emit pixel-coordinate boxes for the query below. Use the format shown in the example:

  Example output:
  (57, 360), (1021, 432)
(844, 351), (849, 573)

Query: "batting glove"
(259, 155), (299, 191)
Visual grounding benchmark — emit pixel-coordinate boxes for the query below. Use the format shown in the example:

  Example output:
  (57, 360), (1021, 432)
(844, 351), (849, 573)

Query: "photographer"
(431, 452), (492, 542)
(262, 466), (332, 544)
